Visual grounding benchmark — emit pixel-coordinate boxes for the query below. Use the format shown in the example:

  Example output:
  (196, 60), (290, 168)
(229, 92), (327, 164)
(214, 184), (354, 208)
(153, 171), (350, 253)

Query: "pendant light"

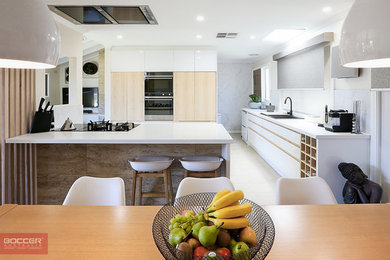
(0, 0), (60, 69)
(340, 0), (390, 68)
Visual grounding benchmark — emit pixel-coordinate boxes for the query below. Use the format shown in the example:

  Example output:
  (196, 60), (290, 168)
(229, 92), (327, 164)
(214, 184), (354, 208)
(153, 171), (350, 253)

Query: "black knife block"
(30, 111), (54, 133)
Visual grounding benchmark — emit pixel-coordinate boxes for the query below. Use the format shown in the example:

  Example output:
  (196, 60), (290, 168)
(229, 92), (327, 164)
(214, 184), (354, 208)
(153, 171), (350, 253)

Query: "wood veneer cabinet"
(174, 72), (216, 122)
(174, 72), (195, 121)
(111, 72), (144, 121)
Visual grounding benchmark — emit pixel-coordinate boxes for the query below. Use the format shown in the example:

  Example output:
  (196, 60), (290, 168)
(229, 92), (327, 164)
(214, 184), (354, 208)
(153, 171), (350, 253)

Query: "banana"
(228, 201), (240, 206)
(207, 190), (244, 213)
(207, 189), (231, 209)
(207, 202), (252, 219)
(208, 217), (249, 229)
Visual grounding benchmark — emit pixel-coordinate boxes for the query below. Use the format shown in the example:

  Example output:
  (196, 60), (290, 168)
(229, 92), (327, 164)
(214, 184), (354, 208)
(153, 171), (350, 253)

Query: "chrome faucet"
(284, 97), (293, 116)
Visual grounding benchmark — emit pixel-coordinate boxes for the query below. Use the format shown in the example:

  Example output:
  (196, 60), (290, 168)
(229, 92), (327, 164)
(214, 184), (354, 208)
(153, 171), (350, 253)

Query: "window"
(261, 66), (270, 101)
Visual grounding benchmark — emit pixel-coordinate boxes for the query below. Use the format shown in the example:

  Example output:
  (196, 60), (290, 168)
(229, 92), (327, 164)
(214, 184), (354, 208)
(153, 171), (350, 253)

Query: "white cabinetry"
(195, 50), (217, 71)
(145, 50), (174, 72)
(174, 50), (195, 71)
(247, 113), (300, 179)
(111, 49), (217, 72)
(241, 110), (248, 143)
(244, 109), (370, 203)
(111, 50), (144, 72)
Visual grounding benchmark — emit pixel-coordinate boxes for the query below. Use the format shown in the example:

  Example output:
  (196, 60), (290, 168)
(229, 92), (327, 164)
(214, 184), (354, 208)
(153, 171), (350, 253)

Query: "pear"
(228, 238), (237, 252)
(191, 222), (207, 240)
(239, 226), (257, 247)
(169, 228), (186, 247)
(198, 223), (223, 248)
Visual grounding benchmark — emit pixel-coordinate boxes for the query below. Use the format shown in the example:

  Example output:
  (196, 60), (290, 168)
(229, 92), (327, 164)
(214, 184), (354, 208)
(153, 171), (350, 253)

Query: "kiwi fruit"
(217, 229), (231, 247)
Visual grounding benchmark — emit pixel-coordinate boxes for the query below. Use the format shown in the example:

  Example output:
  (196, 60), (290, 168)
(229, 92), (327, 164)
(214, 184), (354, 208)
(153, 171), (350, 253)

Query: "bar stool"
(180, 156), (224, 178)
(129, 156), (174, 205)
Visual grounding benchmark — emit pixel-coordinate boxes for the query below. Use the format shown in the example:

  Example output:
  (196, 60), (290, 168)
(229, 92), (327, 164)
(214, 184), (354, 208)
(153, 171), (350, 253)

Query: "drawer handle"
(248, 119), (300, 148)
(249, 114), (300, 134)
(248, 127), (300, 162)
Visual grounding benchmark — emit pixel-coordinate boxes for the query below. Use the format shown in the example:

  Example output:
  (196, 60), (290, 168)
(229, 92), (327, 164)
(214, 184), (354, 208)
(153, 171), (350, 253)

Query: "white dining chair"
(275, 177), (337, 205)
(175, 177), (235, 199)
(63, 176), (126, 206)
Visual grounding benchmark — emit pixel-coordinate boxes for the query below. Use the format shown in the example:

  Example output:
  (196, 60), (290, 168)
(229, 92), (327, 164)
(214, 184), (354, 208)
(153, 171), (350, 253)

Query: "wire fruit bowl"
(152, 192), (275, 259)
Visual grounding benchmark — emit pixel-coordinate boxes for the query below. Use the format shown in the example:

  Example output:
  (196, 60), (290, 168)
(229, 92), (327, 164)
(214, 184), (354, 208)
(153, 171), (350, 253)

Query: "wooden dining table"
(0, 204), (389, 259)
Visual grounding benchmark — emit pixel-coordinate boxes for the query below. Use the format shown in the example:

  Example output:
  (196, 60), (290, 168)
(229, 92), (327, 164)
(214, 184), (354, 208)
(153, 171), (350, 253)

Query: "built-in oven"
(145, 97), (173, 121)
(144, 72), (173, 97)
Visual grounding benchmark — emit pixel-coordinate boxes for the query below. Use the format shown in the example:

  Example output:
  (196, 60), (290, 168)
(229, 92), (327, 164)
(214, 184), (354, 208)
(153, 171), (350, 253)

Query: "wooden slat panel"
(0, 69), (36, 205)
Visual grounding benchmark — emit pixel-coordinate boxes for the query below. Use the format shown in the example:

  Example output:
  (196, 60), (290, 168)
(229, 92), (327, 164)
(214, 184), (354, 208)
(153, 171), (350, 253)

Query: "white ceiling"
(46, 0), (354, 61)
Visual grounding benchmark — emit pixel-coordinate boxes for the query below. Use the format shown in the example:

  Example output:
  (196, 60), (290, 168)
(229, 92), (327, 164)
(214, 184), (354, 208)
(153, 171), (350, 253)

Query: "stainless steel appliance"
(144, 72), (173, 97)
(324, 110), (354, 132)
(144, 72), (173, 121)
(145, 97), (173, 121)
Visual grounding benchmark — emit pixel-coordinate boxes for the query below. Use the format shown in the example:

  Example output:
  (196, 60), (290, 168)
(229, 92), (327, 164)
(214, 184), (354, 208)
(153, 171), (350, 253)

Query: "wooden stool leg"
(163, 170), (169, 204)
(131, 171), (137, 205)
(214, 169), (218, 177)
(138, 176), (143, 206)
(168, 169), (174, 203)
(184, 170), (188, 178)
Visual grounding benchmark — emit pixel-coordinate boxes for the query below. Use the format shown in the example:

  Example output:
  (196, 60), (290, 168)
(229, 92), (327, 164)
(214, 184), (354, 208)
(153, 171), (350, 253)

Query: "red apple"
(181, 210), (196, 216)
(187, 238), (200, 249)
(208, 221), (214, 226)
(193, 246), (209, 260)
(217, 247), (231, 260)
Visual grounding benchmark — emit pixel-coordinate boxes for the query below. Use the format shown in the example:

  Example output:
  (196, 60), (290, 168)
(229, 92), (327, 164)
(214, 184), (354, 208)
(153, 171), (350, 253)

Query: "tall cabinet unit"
(111, 72), (145, 122)
(174, 72), (195, 121)
(194, 72), (216, 121)
(174, 72), (216, 122)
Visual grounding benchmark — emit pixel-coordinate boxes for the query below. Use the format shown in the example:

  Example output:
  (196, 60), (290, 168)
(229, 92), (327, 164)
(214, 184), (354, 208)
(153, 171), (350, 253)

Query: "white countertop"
(242, 108), (370, 139)
(6, 123), (233, 144)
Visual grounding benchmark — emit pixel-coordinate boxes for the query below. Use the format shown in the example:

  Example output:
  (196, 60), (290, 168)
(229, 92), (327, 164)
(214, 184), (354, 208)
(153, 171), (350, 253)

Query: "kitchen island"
(6, 123), (233, 205)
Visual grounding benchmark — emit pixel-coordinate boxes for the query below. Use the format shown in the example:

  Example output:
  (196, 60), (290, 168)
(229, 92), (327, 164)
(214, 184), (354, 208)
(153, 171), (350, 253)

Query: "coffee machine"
(324, 110), (354, 132)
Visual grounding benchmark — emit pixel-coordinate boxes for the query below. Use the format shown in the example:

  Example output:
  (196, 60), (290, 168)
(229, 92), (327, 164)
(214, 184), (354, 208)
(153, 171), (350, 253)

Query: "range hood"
(49, 6), (158, 25)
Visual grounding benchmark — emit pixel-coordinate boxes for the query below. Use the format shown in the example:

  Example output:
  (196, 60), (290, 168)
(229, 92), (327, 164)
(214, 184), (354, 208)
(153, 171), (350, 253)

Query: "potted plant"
(248, 94), (261, 109)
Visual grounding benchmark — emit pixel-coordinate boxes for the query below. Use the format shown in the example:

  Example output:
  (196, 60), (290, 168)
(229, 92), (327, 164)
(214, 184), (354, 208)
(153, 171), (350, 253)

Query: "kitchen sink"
(261, 113), (303, 119)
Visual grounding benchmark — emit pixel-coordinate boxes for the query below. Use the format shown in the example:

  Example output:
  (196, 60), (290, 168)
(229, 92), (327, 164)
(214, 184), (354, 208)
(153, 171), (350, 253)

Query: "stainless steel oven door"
(145, 97), (173, 121)
(145, 72), (173, 97)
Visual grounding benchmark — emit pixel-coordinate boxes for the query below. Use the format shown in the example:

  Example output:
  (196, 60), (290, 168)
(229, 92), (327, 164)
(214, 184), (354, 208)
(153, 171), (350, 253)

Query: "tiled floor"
(229, 134), (280, 206)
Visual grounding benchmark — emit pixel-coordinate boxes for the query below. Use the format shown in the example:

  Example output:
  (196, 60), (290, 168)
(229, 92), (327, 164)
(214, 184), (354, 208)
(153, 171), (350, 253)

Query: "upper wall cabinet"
(173, 50), (195, 71)
(145, 50), (174, 72)
(111, 50), (144, 72)
(195, 50), (217, 71)
(111, 48), (217, 72)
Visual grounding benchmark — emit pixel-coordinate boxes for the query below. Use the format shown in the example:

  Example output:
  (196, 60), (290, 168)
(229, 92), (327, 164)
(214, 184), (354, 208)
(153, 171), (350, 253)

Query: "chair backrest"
(63, 176), (126, 206)
(275, 177), (337, 205)
(176, 177), (235, 199)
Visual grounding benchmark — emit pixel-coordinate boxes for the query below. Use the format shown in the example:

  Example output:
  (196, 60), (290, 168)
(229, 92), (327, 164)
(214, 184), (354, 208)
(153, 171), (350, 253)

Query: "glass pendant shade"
(0, 0), (60, 69)
(340, 0), (390, 68)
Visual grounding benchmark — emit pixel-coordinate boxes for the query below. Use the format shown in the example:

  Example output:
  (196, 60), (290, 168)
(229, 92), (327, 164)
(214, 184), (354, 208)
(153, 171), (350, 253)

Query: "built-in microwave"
(144, 72), (173, 97)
